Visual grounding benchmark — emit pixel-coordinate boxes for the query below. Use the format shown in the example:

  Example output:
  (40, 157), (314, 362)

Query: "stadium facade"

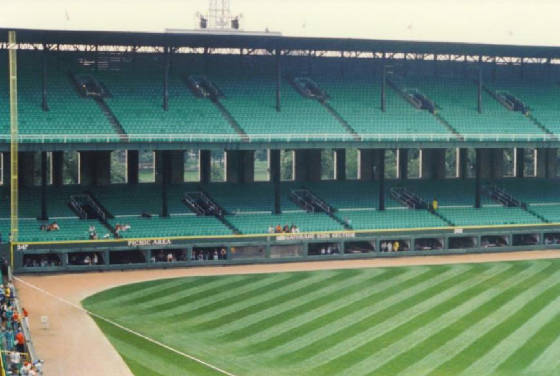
(2, 28), (560, 273)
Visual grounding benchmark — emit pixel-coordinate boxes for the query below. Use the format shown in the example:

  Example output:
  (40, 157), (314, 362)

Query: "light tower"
(208, 0), (231, 29)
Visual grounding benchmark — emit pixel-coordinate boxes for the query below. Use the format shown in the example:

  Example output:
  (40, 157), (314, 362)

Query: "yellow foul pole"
(9, 31), (18, 263)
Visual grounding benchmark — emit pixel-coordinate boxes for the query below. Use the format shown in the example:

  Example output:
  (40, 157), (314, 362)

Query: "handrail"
(0, 132), (556, 143)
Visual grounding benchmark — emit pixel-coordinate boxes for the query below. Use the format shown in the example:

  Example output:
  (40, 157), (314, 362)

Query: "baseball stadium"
(2, 1), (560, 375)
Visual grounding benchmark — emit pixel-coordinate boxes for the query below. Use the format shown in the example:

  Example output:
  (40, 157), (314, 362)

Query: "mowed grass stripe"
(83, 278), (178, 306)
(465, 289), (560, 374)
(146, 273), (298, 316)
(189, 270), (362, 331)
(487, 298), (560, 375)
(428, 264), (560, 375)
(165, 271), (345, 327)
(241, 266), (448, 353)
(209, 268), (397, 339)
(229, 268), (425, 351)
(296, 263), (511, 372)
(309, 263), (517, 375)
(276, 264), (478, 365)
(123, 356), (168, 376)
(364, 261), (554, 376)
(525, 323), (560, 374)
(91, 317), (223, 376)
(397, 262), (559, 376)
(163, 271), (340, 322)
(342, 262), (547, 376)
(122, 276), (233, 307)
(137, 274), (270, 314)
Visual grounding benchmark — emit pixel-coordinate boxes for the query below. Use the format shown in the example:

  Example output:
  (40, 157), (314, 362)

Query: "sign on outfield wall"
(275, 231), (356, 241)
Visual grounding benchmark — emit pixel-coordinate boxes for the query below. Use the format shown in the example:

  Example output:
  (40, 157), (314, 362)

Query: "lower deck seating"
(438, 206), (541, 226)
(340, 208), (447, 230)
(18, 218), (106, 242)
(226, 212), (344, 234)
(529, 205), (560, 222)
(109, 215), (232, 238)
(203, 182), (274, 213)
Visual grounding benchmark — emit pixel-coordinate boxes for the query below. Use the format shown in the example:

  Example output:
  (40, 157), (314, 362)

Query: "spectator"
(22, 307), (29, 328)
(220, 248), (227, 259)
(10, 350), (21, 374)
(15, 329), (25, 353)
(431, 197), (438, 211)
(393, 240), (400, 252)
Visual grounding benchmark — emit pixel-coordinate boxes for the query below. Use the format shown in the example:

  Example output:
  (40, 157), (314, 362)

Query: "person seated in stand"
(293, 225), (300, 233)
(47, 222), (60, 232)
(290, 224), (296, 233)
(431, 197), (439, 211)
(393, 240), (400, 252)
(283, 224), (290, 233)
(268, 226), (274, 234)
(275, 225), (282, 233)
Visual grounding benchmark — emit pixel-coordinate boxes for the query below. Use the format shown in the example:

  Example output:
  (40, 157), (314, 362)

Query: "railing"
(0, 132), (558, 144)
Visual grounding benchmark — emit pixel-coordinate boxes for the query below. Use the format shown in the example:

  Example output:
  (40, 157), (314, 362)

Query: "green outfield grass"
(82, 259), (560, 376)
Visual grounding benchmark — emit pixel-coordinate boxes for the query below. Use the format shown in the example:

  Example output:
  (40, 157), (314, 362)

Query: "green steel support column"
(475, 149), (481, 209)
(399, 149), (408, 180)
(163, 46), (170, 111)
(477, 66), (482, 114)
(42, 45), (48, 111)
(335, 149), (346, 181)
(381, 63), (387, 112)
(516, 148), (525, 178)
(378, 149), (385, 211)
(161, 151), (169, 217)
(275, 49), (281, 112)
(270, 149), (281, 214)
(200, 150), (211, 185)
(127, 150), (139, 184)
(459, 148), (468, 179)
(358, 149), (375, 181)
(40, 151), (48, 220)
(52, 151), (64, 187)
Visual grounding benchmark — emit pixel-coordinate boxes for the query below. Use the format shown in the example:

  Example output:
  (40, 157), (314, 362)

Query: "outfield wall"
(11, 223), (560, 274)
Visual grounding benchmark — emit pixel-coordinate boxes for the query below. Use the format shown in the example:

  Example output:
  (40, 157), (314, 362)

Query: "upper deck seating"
(94, 70), (237, 140)
(317, 77), (452, 140)
(402, 77), (546, 140)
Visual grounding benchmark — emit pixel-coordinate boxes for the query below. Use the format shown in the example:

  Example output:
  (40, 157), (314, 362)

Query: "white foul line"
(14, 277), (237, 376)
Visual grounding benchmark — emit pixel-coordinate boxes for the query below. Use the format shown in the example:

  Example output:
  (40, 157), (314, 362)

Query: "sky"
(3, 0), (560, 47)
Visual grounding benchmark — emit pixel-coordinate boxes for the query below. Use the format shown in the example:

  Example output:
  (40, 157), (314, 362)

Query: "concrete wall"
(478, 148), (504, 179)
(127, 150), (139, 184)
(79, 151), (111, 186)
(421, 149), (446, 180)
(358, 149), (386, 180)
(334, 149), (346, 180)
(18, 152), (35, 187)
(537, 148), (557, 178)
(225, 150), (255, 184)
(52, 151), (64, 187)
(155, 150), (184, 185)
(294, 149), (322, 182)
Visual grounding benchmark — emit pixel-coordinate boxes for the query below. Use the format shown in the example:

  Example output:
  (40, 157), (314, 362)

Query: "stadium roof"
(3, 28), (560, 59)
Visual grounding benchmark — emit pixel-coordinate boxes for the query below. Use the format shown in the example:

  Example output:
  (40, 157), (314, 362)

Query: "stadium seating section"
(3, 177), (557, 242)
(94, 70), (238, 140)
(3, 53), (560, 141)
(400, 76), (547, 140)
